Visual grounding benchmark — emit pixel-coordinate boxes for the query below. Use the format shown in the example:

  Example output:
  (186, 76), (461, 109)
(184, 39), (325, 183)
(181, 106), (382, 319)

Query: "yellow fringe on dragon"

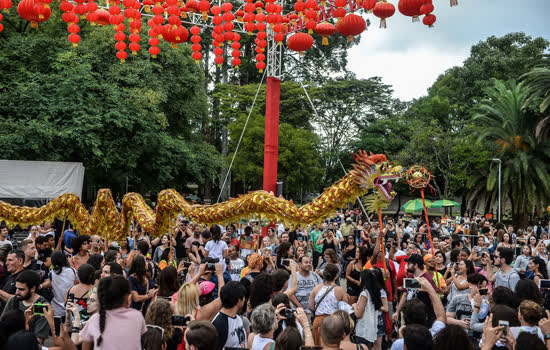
(0, 151), (403, 240)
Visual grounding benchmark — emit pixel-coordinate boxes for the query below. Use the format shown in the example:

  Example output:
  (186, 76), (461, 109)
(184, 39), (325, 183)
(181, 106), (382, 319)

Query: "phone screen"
(282, 259), (290, 267)
(499, 320), (509, 335)
(404, 278), (421, 289)
(33, 303), (46, 315)
(539, 279), (550, 289)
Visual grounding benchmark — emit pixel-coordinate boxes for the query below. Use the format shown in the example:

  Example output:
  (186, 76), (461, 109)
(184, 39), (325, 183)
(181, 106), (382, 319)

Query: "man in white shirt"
(0, 225), (12, 247)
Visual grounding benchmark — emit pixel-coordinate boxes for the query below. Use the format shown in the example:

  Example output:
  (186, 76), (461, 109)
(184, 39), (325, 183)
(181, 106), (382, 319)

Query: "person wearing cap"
(341, 218), (356, 238)
(424, 254), (446, 296)
(392, 253), (438, 323)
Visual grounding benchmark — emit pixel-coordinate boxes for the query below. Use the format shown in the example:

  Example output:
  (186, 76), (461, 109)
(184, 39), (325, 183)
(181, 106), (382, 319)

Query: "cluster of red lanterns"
(0, 0), (454, 65)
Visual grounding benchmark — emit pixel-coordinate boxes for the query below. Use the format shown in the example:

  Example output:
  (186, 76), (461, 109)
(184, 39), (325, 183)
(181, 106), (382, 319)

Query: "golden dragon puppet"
(0, 151), (403, 241)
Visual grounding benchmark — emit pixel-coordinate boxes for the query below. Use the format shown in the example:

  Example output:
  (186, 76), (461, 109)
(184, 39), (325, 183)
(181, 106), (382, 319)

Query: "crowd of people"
(0, 210), (550, 350)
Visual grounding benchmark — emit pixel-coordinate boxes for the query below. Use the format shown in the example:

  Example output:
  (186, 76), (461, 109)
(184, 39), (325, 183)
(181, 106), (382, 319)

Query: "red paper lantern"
(0, 0), (13, 12)
(116, 50), (128, 62)
(336, 13), (366, 41)
(18, 0), (50, 28)
(68, 33), (80, 47)
(192, 51), (202, 62)
(419, 2), (433, 14)
(149, 46), (160, 57)
(256, 61), (266, 72)
(362, 0), (378, 12)
(315, 21), (335, 45)
(422, 13), (435, 27)
(286, 32), (313, 54)
(398, 0), (422, 21)
(293, 0), (305, 16)
(214, 55), (224, 67)
(372, 0), (395, 28)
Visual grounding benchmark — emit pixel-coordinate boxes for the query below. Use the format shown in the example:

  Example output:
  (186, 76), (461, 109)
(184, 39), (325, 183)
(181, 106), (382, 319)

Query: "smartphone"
(225, 258), (230, 265)
(172, 315), (191, 326)
(206, 263), (216, 271)
(158, 296), (172, 302)
(67, 293), (75, 303)
(539, 279), (550, 289)
(181, 261), (191, 268)
(282, 259), (290, 267)
(33, 303), (47, 315)
(403, 278), (421, 290)
(479, 289), (488, 296)
(499, 320), (509, 335)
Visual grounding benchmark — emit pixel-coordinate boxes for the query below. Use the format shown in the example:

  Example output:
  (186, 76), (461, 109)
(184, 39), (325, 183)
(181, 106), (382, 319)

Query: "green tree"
(0, 15), (221, 198)
(470, 80), (550, 227)
(524, 67), (550, 113)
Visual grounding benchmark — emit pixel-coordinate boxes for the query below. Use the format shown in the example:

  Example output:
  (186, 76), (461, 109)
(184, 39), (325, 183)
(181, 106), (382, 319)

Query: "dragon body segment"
(0, 152), (403, 240)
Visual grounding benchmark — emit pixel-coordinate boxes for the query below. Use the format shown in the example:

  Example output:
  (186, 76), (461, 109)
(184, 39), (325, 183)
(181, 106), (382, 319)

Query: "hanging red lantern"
(149, 45), (160, 57)
(197, 0), (209, 20)
(256, 61), (266, 72)
(372, 0), (395, 28)
(315, 21), (335, 45)
(190, 25), (201, 63)
(92, 9), (110, 25)
(273, 23), (284, 45)
(162, 24), (189, 48)
(287, 32), (313, 54)
(18, 0), (50, 28)
(362, 0), (377, 12)
(398, 0), (422, 22)
(336, 13), (365, 41)
(333, 0), (346, 22)
(214, 55), (224, 67)
(293, 0), (305, 17)
(422, 13), (435, 27)
(419, 1), (433, 14)
(68, 33), (80, 46)
(235, 9), (244, 21)
(116, 50), (128, 62)
(129, 33), (140, 54)
(0, 0), (13, 13)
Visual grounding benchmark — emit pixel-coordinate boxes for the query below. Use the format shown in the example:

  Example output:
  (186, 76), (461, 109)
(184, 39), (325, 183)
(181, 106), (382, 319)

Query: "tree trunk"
(511, 197), (528, 229)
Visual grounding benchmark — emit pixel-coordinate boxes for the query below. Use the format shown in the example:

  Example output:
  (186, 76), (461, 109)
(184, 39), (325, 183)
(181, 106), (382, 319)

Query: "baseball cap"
(199, 281), (215, 295)
(405, 254), (424, 266)
(423, 254), (433, 263)
(346, 217), (353, 222)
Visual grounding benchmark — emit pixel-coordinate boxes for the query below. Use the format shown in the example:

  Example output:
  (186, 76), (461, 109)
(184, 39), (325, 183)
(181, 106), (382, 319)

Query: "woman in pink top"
(81, 275), (146, 350)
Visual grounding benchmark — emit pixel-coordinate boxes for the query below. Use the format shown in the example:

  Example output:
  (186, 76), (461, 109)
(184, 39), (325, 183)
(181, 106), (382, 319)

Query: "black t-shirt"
(0, 270), (21, 313)
(37, 248), (52, 263)
(239, 272), (260, 298)
(174, 231), (187, 259)
(288, 230), (297, 244)
(386, 228), (397, 241)
(24, 259), (48, 282)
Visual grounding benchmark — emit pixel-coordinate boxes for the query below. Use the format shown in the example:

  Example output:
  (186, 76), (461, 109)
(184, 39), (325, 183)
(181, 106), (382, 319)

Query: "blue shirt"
(63, 230), (77, 250)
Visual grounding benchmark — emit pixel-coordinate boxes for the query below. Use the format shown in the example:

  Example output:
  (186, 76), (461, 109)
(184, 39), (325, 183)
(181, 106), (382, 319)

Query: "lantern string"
(216, 68), (267, 203)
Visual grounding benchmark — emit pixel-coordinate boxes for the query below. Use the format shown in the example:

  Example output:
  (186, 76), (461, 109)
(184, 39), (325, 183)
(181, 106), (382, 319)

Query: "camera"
(282, 259), (291, 267)
(403, 278), (421, 290)
(479, 289), (488, 296)
(283, 308), (295, 321)
(32, 303), (46, 315)
(172, 315), (191, 326)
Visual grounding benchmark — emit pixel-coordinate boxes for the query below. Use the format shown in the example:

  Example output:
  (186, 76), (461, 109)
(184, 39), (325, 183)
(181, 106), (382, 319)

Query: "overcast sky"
(347, 0), (550, 101)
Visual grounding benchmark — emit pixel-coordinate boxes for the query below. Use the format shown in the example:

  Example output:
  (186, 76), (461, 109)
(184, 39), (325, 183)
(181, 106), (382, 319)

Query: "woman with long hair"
(153, 235), (171, 265)
(158, 248), (177, 271)
(535, 241), (549, 262)
(157, 266), (180, 299)
(129, 255), (156, 315)
(308, 263), (347, 345)
(354, 269), (384, 348)
(343, 235), (356, 262)
(276, 241), (293, 270)
(447, 260), (475, 302)
(50, 251), (77, 319)
(145, 299), (182, 350)
(316, 229), (339, 254)
(529, 256), (548, 287)
(434, 250), (447, 276)
(478, 252), (496, 292)
(497, 232), (513, 249)
(120, 237), (131, 261)
(295, 246), (306, 261)
(80, 276), (146, 350)
(346, 246), (368, 304)
(528, 234), (539, 254)
(316, 248), (341, 284)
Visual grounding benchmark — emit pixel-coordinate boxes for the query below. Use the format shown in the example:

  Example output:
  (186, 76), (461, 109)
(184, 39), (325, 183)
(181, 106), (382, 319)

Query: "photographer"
(317, 229), (339, 254)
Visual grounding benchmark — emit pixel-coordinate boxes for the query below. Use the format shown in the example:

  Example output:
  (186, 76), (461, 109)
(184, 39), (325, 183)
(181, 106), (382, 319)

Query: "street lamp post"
(492, 158), (502, 222)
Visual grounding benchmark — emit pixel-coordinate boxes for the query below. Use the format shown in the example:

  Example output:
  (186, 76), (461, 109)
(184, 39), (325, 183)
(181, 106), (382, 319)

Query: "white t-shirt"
(0, 239), (12, 247)
(212, 312), (247, 350)
(355, 290), (378, 342)
(228, 258), (245, 281)
(205, 239), (228, 269)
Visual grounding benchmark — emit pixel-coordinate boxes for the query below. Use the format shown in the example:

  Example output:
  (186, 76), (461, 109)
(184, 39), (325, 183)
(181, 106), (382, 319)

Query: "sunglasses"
(146, 324), (165, 340)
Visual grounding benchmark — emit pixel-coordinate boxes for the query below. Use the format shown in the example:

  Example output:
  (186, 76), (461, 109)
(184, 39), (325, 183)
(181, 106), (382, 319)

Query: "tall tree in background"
(470, 80), (550, 227)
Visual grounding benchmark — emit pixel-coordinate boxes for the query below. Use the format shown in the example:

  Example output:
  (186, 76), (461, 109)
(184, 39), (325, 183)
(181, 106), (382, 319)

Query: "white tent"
(0, 160), (85, 200)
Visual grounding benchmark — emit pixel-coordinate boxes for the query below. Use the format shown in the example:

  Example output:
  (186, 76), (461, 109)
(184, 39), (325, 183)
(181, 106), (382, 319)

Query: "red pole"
(263, 76), (280, 195)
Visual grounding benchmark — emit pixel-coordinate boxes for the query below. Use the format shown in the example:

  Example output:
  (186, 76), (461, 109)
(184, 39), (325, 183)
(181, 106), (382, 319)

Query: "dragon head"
(351, 151), (404, 203)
